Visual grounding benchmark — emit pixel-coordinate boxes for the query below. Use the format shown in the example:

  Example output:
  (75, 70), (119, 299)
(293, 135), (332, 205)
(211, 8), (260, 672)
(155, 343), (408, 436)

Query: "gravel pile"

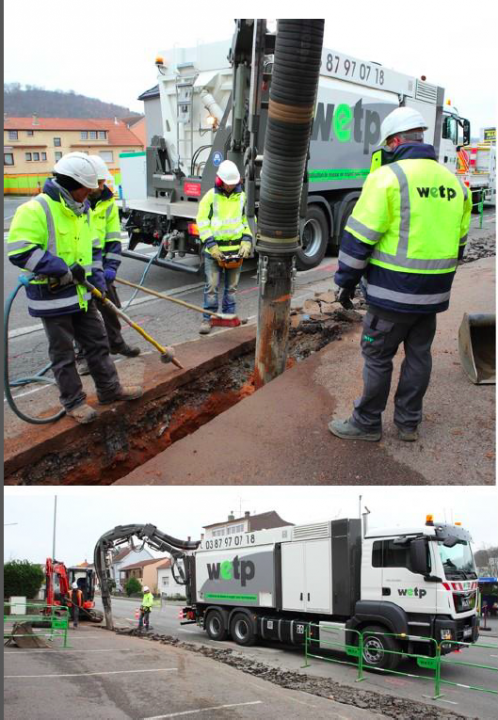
(461, 217), (495, 264)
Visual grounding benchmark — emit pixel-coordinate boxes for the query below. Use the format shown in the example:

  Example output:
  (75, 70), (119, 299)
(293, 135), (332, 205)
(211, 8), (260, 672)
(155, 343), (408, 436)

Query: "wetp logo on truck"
(206, 556), (255, 587)
(398, 587), (427, 599)
(312, 100), (383, 154)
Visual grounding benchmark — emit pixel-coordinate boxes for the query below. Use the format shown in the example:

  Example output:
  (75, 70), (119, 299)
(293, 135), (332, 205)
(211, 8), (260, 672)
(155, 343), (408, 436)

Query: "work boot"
(66, 403), (98, 425)
(328, 418), (381, 442)
(397, 426), (419, 442)
(111, 344), (141, 358)
(199, 320), (212, 335)
(99, 386), (143, 404)
(76, 358), (91, 376)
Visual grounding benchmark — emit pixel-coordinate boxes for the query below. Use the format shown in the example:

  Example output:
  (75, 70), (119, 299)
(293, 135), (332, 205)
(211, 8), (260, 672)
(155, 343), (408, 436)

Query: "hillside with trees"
(4, 84), (140, 119)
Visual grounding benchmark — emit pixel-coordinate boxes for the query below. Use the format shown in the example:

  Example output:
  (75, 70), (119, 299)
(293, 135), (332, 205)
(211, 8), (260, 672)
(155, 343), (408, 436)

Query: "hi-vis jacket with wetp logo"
(335, 144), (472, 314)
(7, 179), (104, 318)
(89, 185), (122, 274)
(196, 184), (252, 256)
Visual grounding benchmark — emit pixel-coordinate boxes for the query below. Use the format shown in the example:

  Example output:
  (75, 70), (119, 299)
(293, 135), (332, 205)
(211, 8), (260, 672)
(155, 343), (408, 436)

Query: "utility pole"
(255, 20), (325, 387)
(52, 495), (57, 559)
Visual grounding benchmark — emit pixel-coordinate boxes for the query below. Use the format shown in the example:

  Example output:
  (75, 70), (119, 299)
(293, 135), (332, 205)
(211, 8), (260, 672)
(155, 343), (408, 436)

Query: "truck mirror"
(410, 538), (429, 575)
(463, 119), (471, 146)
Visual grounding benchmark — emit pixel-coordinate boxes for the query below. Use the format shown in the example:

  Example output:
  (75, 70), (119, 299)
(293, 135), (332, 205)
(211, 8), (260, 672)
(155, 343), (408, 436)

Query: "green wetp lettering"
(220, 560), (233, 580)
(333, 104), (353, 142)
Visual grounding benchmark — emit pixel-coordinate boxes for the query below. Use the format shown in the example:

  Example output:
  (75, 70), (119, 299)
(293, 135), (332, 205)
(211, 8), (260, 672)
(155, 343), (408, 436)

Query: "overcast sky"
(4, 1), (496, 131)
(4, 486), (498, 566)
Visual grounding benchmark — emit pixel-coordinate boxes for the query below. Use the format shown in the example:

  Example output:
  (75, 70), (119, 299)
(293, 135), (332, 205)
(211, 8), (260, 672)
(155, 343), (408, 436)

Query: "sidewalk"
(117, 257), (495, 485)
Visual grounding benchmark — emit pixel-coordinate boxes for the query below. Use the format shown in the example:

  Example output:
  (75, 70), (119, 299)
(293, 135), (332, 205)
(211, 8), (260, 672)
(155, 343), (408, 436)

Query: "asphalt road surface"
(94, 597), (498, 719)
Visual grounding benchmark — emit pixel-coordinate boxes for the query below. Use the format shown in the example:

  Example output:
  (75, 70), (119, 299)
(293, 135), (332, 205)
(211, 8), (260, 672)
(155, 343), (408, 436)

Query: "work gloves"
(336, 287), (356, 310)
(69, 263), (87, 284)
(59, 270), (74, 286)
(104, 267), (117, 282)
(209, 245), (225, 261)
(238, 241), (252, 259)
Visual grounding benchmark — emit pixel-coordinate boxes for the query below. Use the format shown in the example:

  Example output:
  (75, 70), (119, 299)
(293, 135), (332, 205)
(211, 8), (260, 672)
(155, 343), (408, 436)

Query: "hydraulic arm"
(93, 524), (200, 629)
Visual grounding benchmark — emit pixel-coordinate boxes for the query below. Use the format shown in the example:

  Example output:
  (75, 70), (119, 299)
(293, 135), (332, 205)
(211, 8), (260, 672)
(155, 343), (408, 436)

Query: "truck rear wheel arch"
(296, 203), (331, 270)
(334, 191), (361, 249)
(204, 606), (230, 641)
(229, 608), (257, 647)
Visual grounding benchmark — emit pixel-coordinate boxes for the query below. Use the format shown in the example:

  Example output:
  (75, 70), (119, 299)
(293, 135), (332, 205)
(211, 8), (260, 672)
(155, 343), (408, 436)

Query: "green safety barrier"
(437, 638), (498, 698)
(4, 602), (70, 648)
(303, 624), (445, 700)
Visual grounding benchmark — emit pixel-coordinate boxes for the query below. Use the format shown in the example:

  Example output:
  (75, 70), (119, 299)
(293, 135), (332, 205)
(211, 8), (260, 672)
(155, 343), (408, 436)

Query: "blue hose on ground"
(122, 248), (160, 311)
(4, 277), (65, 424)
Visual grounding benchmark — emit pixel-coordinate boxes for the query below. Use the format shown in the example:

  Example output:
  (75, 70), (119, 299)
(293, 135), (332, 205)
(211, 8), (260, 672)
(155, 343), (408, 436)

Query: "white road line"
(143, 701), (263, 719)
(5, 667), (178, 679)
(5, 648), (133, 654)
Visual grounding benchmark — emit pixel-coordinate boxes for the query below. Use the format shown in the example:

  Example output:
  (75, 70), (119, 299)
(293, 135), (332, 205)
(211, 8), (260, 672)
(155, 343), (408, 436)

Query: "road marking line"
(143, 701), (263, 719)
(5, 648), (133, 654)
(5, 667), (178, 679)
(423, 696), (458, 705)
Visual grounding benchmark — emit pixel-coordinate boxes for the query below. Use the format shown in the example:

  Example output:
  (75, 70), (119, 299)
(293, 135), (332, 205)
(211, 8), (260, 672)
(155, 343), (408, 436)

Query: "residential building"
(203, 510), (294, 540)
(4, 116), (144, 195)
(120, 556), (170, 594)
(110, 547), (153, 591)
(157, 559), (186, 599)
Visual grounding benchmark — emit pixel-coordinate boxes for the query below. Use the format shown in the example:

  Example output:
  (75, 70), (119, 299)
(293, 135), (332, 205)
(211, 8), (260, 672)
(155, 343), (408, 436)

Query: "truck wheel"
(230, 612), (256, 647)
(362, 625), (400, 670)
(338, 198), (358, 245)
(296, 205), (329, 271)
(205, 610), (228, 641)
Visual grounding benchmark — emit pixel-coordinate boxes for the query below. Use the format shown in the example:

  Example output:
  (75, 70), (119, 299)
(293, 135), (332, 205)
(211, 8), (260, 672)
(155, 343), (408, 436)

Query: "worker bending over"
(196, 160), (253, 334)
(138, 586), (154, 632)
(77, 155), (140, 375)
(330, 107), (471, 443)
(7, 153), (143, 425)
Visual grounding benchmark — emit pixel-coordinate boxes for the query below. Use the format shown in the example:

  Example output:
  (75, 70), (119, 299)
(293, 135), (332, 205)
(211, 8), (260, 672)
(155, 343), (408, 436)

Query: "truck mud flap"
(458, 312), (496, 384)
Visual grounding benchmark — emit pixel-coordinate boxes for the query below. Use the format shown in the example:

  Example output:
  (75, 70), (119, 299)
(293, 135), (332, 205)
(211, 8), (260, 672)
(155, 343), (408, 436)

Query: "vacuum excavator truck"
(180, 516), (479, 669)
(121, 19), (471, 272)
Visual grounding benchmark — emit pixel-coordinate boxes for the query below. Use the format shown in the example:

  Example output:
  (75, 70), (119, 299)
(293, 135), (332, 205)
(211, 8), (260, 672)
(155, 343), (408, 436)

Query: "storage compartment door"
(305, 540), (332, 613)
(281, 542), (305, 611)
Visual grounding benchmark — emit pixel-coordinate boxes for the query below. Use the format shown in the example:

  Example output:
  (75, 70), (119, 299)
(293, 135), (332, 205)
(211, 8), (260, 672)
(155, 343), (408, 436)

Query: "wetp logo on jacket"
(416, 186), (457, 201)
(206, 556), (255, 586)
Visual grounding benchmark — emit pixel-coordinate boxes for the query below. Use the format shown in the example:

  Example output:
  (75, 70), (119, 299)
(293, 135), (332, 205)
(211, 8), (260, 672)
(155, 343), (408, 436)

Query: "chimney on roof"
(32, 113), (39, 126)
(114, 116), (119, 125)
(244, 511), (250, 518)
(228, 512), (235, 521)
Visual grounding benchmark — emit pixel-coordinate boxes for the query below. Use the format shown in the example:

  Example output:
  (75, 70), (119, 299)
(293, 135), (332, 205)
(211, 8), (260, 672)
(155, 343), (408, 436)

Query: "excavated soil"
(6, 303), (359, 485)
(114, 628), (473, 720)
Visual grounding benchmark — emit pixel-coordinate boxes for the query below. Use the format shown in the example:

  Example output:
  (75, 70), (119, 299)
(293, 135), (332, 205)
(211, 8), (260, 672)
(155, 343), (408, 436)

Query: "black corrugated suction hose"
(257, 19), (324, 251)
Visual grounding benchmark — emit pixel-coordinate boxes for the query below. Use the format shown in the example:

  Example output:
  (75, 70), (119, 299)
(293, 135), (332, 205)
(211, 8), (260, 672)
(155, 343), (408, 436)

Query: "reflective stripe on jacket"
(335, 144), (472, 313)
(196, 186), (252, 256)
(91, 186), (122, 272)
(142, 592), (154, 609)
(7, 185), (101, 318)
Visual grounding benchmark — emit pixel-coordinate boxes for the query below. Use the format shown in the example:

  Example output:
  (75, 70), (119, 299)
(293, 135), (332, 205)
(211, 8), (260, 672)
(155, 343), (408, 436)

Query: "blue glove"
(104, 267), (117, 282)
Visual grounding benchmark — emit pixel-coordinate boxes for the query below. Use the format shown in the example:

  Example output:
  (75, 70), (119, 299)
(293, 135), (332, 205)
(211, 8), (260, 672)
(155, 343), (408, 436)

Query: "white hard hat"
(217, 160), (240, 185)
(143, 586), (150, 592)
(90, 155), (110, 181)
(378, 107), (429, 147)
(72, 582), (78, 589)
(53, 152), (99, 189)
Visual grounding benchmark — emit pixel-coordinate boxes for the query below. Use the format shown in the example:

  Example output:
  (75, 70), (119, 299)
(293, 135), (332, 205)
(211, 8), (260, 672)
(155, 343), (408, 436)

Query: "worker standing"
(69, 582), (83, 628)
(77, 156), (140, 375)
(329, 107), (472, 443)
(138, 586), (154, 632)
(196, 160), (253, 334)
(7, 152), (143, 424)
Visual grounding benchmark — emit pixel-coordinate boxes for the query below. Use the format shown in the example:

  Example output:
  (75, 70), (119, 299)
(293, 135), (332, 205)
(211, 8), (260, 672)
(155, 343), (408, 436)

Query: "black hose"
(257, 19), (325, 253)
(4, 279), (65, 424)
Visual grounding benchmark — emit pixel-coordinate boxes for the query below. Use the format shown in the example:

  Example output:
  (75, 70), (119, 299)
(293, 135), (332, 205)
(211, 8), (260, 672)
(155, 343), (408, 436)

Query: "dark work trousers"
(71, 604), (79, 627)
(98, 280), (127, 352)
(138, 607), (151, 631)
(352, 310), (437, 433)
(42, 301), (122, 410)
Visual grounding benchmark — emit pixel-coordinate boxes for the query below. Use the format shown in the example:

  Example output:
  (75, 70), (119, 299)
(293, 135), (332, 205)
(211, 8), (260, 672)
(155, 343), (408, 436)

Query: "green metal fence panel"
(4, 602), (70, 648)
(438, 638), (498, 698)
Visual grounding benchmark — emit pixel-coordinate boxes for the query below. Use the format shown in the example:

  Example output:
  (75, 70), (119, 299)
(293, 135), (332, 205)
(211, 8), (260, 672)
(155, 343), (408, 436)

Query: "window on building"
(227, 524), (245, 535)
(98, 131), (107, 140)
(8, 130), (18, 141)
(162, 576), (170, 586)
(54, 137), (61, 147)
(25, 152), (32, 162)
(27, 130), (34, 136)
(89, 131), (97, 140)
(80, 131), (88, 140)
(212, 529), (225, 537)
(55, 151), (63, 161)
(4, 153), (14, 166)
(33, 152), (40, 161)
(41, 152), (47, 161)
(99, 151), (113, 162)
